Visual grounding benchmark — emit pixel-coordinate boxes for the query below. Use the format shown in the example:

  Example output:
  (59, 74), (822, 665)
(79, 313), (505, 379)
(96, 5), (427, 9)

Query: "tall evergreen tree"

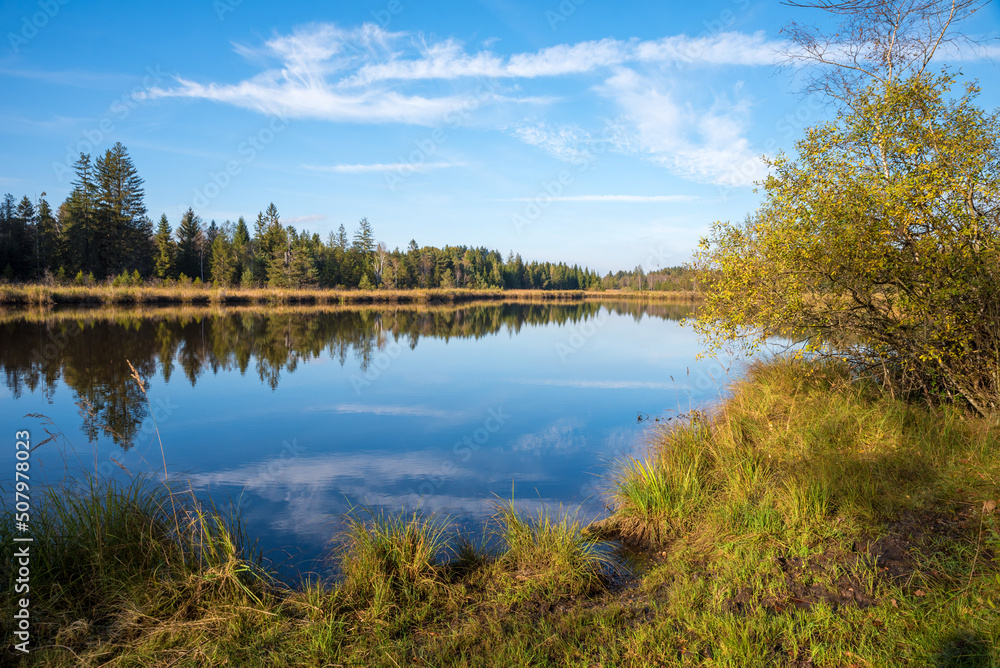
(93, 142), (148, 277)
(35, 195), (59, 277)
(60, 154), (98, 275)
(205, 220), (219, 249)
(251, 209), (281, 284)
(352, 217), (375, 257)
(253, 204), (289, 286)
(153, 214), (175, 279)
(288, 234), (318, 288)
(0, 194), (13, 278)
(233, 216), (250, 247)
(232, 216), (250, 281)
(265, 224), (292, 288)
(13, 196), (36, 279)
(336, 224), (348, 252)
(210, 233), (236, 286)
(352, 217), (375, 286)
(175, 208), (203, 279)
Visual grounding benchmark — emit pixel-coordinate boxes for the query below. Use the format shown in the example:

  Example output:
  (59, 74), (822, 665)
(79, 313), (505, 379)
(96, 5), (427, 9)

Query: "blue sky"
(1, 0), (998, 273)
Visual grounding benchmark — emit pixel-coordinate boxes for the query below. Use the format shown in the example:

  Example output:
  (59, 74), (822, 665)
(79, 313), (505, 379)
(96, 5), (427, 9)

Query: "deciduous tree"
(694, 73), (1000, 415)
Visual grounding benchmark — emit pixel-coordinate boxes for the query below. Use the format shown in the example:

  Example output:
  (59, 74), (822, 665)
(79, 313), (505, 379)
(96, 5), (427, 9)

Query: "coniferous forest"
(0, 143), (695, 292)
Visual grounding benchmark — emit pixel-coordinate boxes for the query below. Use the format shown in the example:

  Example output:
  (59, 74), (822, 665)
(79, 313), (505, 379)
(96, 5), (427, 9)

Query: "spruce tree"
(93, 142), (147, 276)
(60, 154), (98, 275)
(175, 208), (203, 279)
(35, 195), (58, 276)
(288, 235), (318, 288)
(153, 214), (175, 279)
(336, 224), (348, 251)
(265, 224), (292, 288)
(0, 194), (13, 276)
(210, 233), (235, 286)
(352, 217), (375, 285)
(12, 196), (36, 279)
(205, 220), (219, 248)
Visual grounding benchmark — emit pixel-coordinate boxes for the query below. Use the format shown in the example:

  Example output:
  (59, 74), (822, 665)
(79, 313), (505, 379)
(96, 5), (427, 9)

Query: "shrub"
(694, 74), (1000, 415)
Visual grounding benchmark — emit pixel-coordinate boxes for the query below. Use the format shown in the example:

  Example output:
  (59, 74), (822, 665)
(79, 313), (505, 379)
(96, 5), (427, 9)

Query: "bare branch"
(780, 0), (994, 103)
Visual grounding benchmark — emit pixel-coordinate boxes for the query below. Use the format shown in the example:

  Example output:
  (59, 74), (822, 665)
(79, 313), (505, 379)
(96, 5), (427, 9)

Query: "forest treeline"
(0, 143), (695, 292)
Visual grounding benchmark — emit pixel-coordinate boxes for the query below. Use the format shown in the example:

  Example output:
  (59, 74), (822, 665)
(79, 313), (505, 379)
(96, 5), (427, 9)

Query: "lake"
(0, 300), (728, 580)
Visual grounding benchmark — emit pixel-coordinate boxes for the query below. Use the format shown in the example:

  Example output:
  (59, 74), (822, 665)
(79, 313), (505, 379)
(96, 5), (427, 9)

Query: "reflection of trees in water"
(0, 301), (693, 449)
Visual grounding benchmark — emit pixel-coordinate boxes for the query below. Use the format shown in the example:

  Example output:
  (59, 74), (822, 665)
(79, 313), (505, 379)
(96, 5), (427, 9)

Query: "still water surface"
(0, 300), (727, 579)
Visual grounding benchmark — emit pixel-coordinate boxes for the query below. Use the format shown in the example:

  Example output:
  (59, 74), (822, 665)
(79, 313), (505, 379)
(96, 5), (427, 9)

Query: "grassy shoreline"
(3, 357), (998, 666)
(0, 283), (700, 307)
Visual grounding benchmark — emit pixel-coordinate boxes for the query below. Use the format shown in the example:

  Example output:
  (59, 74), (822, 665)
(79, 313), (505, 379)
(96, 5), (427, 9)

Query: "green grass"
(0, 474), (274, 666)
(493, 501), (608, 600)
(336, 507), (449, 606)
(4, 357), (999, 666)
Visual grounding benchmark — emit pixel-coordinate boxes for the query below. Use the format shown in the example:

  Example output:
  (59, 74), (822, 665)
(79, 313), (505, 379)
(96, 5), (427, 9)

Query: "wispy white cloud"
(144, 25), (494, 124)
(348, 37), (634, 85)
(349, 32), (781, 86)
(303, 161), (463, 174)
(148, 75), (474, 124)
(145, 22), (781, 184)
(509, 123), (598, 163)
(634, 32), (777, 66)
(303, 403), (465, 419)
(145, 23), (782, 126)
(596, 68), (768, 186)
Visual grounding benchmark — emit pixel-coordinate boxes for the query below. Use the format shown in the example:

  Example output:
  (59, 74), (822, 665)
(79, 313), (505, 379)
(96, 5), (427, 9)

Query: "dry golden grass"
(0, 283), (700, 308)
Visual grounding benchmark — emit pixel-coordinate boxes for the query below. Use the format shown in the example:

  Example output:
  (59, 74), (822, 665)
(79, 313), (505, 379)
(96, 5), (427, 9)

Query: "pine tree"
(232, 216), (250, 280)
(253, 207), (286, 284)
(0, 195), (13, 275)
(288, 235), (318, 288)
(175, 208), (203, 279)
(265, 224), (291, 288)
(153, 214), (175, 279)
(210, 233), (235, 286)
(265, 202), (280, 228)
(60, 154), (98, 274)
(205, 220), (219, 249)
(352, 217), (375, 285)
(233, 216), (250, 246)
(35, 195), (58, 276)
(93, 142), (147, 277)
(434, 253), (452, 287)
(13, 196), (36, 279)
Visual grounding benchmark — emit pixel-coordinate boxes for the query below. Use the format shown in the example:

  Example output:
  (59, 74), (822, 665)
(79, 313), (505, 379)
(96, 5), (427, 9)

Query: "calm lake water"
(0, 300), (730, 580)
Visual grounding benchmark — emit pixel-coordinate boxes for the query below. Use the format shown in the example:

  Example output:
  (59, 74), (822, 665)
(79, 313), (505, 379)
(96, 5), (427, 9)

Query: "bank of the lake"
(3, 357), (997, 667)
(0, 283), (700, 307)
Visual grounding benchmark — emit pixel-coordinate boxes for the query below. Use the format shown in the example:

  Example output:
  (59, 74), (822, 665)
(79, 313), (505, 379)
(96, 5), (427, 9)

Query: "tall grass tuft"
(336, 507), (449, 608)
(613, 421), (711, 546)
(0, 473), (271, 656)
(494, 501), (607, 598)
